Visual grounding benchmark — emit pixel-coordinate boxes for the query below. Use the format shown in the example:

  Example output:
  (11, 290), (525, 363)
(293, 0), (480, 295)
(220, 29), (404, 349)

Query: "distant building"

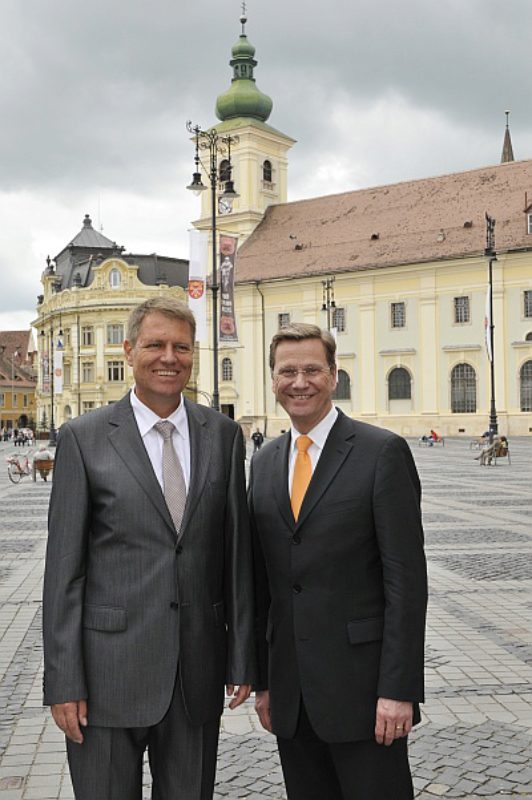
(33, 215), (189, 429)
(192, 16), (532, 436)
(0, 330), (37, 431)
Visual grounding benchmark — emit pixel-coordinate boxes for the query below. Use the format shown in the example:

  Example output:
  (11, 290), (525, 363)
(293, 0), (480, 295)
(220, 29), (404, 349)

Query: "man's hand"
(51, 700), (88, 744)
(254, 689), (272, 732)
(375, 698), (413, 746)
(226, 684), (252, 710)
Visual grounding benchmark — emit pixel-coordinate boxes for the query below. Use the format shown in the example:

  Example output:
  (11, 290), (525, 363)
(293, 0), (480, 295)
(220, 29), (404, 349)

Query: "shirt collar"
(290, 404), (338, 452)
(129, 388), (187, 438)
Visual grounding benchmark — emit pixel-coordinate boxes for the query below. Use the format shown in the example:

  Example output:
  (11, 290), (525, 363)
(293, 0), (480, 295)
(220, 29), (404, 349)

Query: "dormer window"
(263, 160), (272, 183)
(109, 268), (121, 289)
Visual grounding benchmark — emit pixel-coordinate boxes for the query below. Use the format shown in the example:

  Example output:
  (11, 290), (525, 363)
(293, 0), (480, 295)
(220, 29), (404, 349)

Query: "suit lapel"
(179, 399), (211, 542)
(107, 395), (175, 536)
(272, 432), (294, 529)
(295, 411), (357, 528)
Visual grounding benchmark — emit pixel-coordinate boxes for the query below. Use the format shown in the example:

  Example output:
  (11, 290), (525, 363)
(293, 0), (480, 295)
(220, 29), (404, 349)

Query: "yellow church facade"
(193, 16), (532, 438)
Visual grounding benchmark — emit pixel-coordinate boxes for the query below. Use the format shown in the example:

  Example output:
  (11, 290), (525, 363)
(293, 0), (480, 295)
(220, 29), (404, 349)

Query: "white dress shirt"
(288, 405), (338, 494)
(129, 389), (191, 492)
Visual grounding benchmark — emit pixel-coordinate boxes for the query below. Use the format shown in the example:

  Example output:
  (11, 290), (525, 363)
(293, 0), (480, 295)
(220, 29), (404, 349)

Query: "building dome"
(215, 23), (273, 123)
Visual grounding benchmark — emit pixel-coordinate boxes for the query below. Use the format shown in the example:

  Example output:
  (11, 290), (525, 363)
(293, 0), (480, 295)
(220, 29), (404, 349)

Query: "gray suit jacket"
(250, 411), (427, 743)
(43, 394), (255, 728)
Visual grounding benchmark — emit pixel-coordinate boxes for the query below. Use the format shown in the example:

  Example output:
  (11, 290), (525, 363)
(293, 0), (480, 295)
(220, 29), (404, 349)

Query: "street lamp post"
(321, 277), (336, 330)
(485, 213), (498, 442)
(41, 327), (58, 446)
(186, 121), (238, 413)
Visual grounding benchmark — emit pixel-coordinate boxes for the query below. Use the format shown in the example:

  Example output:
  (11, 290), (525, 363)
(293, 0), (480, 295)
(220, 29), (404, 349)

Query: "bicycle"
(6, 453), (33, 484)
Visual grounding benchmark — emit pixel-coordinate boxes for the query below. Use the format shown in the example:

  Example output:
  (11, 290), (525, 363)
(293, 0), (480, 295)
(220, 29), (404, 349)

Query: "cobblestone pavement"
(0, 436), (531, 799)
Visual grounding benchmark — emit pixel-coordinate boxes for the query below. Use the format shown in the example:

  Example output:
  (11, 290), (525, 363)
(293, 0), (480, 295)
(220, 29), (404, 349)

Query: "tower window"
(263, 160), (273, 183)
(219, 160), (231, 182)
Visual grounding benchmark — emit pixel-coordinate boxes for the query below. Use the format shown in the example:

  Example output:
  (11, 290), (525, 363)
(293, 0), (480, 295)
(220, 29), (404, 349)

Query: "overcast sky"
(1, 0), (530, 330)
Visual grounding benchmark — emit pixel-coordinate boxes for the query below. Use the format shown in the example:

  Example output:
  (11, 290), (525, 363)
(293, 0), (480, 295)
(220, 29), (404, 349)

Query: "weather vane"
(240, 1), (247, 33)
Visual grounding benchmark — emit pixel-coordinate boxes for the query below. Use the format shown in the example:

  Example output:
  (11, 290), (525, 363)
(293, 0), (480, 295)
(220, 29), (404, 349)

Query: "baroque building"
(0, 330), (37, 431)
(33, 215), (188, 429)
(192, 17), (532, 437)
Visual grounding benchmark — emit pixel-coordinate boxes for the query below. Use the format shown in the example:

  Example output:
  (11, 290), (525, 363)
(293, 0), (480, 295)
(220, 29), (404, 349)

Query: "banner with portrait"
(54, 337), (64, 394)
(219, 234), (238, 343)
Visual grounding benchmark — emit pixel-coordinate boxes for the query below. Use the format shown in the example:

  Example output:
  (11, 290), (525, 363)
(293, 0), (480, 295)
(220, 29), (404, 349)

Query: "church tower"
(193, 12), (295, 244)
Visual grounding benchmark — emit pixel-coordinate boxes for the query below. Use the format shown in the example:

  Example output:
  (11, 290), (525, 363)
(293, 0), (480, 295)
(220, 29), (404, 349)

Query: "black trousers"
(277, 701), (414, 800)
(67, 676), (219, 800)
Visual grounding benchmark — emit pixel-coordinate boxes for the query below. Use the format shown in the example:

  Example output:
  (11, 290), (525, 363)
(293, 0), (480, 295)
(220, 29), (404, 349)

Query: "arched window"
(219, 160), (231, 182)
(525, 331), (532, 341)
(109, 268), (121, 288)
(520, 360), (532, 411)
(388, 367), (411, 400)
(263, 160), (272, 182)
(451, 363), (476, 413)
(221, 357), (233, 382)
(333, 369), (350, 401)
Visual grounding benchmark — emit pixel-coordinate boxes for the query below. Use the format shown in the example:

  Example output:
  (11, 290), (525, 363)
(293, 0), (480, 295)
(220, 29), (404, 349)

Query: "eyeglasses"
(273, 366), (332, 381)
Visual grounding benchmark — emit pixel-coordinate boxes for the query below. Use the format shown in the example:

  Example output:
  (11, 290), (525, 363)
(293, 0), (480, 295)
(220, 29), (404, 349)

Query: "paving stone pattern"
(0, 437), (531, 799)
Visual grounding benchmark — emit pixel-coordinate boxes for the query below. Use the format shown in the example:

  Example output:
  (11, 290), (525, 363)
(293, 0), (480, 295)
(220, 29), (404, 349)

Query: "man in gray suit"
(43, 297), (255, 799)
(250, 323), (427, 800)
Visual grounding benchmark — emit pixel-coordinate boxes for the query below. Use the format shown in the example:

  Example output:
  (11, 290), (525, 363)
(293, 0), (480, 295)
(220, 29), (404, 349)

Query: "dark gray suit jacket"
(250, 411), (427, 743)
(43, 394), (255, 728)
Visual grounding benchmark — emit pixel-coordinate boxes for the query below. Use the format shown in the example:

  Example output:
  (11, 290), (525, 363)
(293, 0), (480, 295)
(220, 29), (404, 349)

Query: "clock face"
(218, 197), (233, 215)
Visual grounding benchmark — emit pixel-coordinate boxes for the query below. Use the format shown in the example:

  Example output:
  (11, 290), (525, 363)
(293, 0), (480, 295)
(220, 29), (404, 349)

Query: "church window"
(333, 369), (351, 400)
(332, 307), (345, 333)
(524, 290), (532, 318)
(451, 363), (476, 413)
(454, 296), (470, 324)
(388, 367), (411, 400)
(221, 357), (233, 382)
(520, 360), (532, 411)
(263, 160), (273, 183)
(391, 302), (406, 328)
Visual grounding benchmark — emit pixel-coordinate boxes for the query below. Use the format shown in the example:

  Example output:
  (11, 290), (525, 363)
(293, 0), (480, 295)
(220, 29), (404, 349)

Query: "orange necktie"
(291, 435), (313, 521)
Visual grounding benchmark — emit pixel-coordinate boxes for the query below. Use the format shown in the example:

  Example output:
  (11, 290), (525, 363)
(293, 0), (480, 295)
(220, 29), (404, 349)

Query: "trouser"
(277, 701), (414, 800)
(66, 676), (220, 800)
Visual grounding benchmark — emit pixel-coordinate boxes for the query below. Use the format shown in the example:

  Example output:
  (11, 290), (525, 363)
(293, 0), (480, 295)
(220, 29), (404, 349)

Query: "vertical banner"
(219, 234), (238, 342)
(54, 336), (64, 394)
(42, 351), (50, 395)
(188, 229), (209, 343)
(484, 286), (493, 362)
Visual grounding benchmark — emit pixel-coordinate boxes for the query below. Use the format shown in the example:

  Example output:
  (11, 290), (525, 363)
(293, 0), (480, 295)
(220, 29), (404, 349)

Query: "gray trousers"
(67, 677), (220, 800)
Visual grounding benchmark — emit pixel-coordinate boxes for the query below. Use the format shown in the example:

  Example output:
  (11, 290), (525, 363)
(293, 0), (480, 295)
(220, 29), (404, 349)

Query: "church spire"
(500, 110), (515, 163)
(215, 10), (273, 123)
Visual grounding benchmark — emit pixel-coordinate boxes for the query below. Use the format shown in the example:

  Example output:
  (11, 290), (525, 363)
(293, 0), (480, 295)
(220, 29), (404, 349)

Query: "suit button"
(292, 534), (301, 545)
(176, 545), (183, 554)
(293, 584), (302, 594)
(170, 602), (179, 610)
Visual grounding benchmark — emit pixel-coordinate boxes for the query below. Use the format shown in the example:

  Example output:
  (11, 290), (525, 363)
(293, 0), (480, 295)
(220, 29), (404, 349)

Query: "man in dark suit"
(249, 323), (427, 800)
(43, 297), (255, 799)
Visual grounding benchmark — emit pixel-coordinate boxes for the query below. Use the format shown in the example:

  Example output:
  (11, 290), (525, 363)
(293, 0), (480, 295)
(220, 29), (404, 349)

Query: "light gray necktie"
(154, 420), (187, 534)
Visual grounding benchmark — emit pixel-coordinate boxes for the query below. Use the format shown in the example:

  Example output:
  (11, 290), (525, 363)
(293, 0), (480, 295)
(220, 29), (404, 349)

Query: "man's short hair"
(126, 297), (196, 345)
(269, 323), (336, 371)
